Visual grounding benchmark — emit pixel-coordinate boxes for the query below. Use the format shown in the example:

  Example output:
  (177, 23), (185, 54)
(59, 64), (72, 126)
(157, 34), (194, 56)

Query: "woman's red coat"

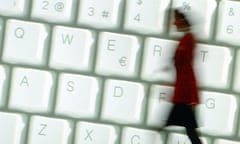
(171, 32), (199, 104)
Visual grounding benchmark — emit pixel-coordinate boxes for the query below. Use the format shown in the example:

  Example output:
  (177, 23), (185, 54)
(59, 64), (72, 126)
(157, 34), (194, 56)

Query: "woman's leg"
(186, 127), (202, 144)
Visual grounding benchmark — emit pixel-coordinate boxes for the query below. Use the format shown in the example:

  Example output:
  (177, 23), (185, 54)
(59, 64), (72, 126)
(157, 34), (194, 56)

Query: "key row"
(1, 0), (240, 45)
(1, 113), (239, 144)
(0, 66), (239, 136)
(0, 113), (158, 144)
(1, 19), (237, 90)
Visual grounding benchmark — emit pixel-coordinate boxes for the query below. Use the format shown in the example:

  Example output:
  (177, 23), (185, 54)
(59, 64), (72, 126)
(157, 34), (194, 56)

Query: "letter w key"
(62, 33), (74, 45)
(49, 26), (95, 71)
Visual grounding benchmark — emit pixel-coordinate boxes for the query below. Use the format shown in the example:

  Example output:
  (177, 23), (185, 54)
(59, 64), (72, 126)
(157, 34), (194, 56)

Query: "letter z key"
(28, 116), (72, 144)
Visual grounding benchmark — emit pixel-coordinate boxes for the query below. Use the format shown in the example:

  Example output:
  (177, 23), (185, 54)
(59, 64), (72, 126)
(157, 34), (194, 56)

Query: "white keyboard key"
(194, 44), (233, 89)
(0, 112), (26, 144)
(214, 139), (240, 144)
(75, 121), (118, 144)
(233, 50), (240, 92)
(55, 73), (100, 118)
(49, 26), (95, 71)
(2, 19), (49, 66)
(0, 65), (8, 107)
(77, 0), (123, 29)
(95, 32), (141, 77)
(216, 0), (240, 46)
(141, 38), (177, 82)
(28, 116), (72, 144)
(171, 0), (217, 40)
(121, 127), (164, 144)
(0, 0), (29, 17)
(9, 67), (54, 113)
(197, 91), (238, 136)
(124, 0), (171, 34)
(167, 133), (209, 144)
(101, 79), (145, 124)
(31, 0), (76, 23)
(147, 85), (174, 127)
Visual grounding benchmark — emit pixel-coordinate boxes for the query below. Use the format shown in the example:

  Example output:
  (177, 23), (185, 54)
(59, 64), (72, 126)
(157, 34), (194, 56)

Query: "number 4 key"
(124, 0), (171, 34)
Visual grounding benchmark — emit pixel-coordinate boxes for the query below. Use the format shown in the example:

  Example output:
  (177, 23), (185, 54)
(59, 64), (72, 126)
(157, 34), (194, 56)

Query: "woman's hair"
(174, 9), (191, 27)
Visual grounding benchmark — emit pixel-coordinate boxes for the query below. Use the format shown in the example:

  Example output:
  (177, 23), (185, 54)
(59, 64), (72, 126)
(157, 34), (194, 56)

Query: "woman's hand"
(189, 103), (197, 107)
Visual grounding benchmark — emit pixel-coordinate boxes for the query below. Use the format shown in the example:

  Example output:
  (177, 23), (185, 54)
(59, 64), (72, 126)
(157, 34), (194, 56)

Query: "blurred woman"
(165, 9), (202, 144)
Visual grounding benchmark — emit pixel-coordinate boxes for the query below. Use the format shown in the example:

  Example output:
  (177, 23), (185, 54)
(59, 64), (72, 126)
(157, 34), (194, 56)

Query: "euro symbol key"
(119, 56), (127, 67)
